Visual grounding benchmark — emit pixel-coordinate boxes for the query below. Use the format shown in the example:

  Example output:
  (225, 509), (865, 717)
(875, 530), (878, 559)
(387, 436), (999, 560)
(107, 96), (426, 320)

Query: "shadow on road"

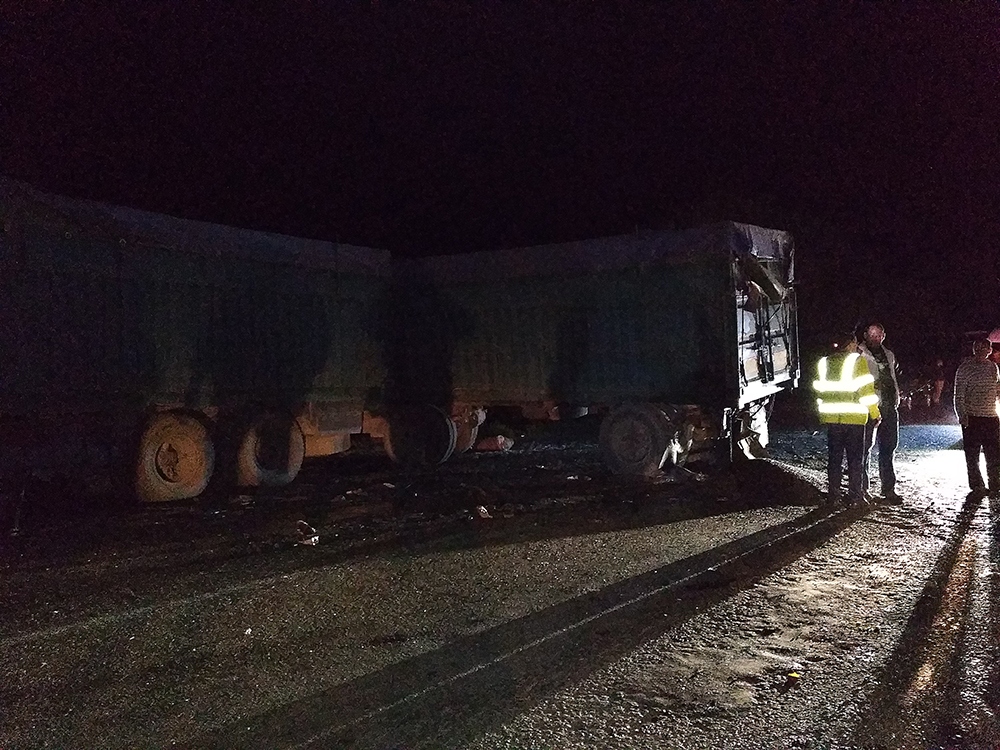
(2, 455), (828, 645)
(199, 500), (870, 749)
(854, 491), (1000, 749)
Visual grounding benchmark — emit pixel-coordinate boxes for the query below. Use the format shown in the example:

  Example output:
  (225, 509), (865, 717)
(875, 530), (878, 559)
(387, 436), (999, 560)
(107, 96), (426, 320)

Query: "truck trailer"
(0, 179), (391, 502)
(399, 223), (800, 474)
(1, 179), (799, 504)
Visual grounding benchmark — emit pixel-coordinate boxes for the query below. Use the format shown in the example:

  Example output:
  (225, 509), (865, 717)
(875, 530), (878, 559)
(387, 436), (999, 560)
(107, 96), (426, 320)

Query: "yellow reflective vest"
(813, 352), (882, 425)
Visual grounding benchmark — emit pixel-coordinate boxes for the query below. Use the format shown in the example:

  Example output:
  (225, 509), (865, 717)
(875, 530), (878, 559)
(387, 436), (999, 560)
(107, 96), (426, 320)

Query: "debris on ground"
(476, 435), (515, 451)
(296, 520), (319, 546)
(648, 466), (707, 484)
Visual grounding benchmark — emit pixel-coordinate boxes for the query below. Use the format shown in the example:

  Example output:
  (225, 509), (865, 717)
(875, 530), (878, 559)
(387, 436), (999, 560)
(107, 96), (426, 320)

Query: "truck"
(1, 178), (798, 506)
(0, 178), (394, 503)
(397, 223), (800, 474)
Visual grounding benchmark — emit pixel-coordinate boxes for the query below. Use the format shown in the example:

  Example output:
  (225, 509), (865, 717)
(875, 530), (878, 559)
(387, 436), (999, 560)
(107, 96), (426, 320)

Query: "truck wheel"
(599, 403), (674, 477)
(452, 407), (486, 454)
(385, 405), (457, 467)
(453, 423), (479, 454)
(235, 411), (306, 487)
(136, 412), (215, 502)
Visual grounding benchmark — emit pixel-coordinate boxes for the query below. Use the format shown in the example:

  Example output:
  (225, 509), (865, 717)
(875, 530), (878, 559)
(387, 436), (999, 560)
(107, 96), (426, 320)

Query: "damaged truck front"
(400, 222), (799, 475)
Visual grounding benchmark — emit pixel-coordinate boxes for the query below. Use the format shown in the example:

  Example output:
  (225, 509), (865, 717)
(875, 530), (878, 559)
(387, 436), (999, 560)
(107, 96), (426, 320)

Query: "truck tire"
(235, 411), (306, 487)
(385, 404), (457, 468)
(136, 412), (215, 502)
(599, 403), (674, 477)
(452, 407), (486, 454)
(453, 423), (479, 454)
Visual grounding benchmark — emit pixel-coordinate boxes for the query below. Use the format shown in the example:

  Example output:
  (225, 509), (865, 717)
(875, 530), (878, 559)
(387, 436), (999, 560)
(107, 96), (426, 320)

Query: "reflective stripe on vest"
(813, 353), (878, 416)
(813, 353), (875, 392)
(817, 401), (870, 414)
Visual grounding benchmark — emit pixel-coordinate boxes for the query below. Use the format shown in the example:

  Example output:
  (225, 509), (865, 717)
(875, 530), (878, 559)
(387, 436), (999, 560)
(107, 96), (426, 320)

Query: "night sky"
(3, 2), (999, 369)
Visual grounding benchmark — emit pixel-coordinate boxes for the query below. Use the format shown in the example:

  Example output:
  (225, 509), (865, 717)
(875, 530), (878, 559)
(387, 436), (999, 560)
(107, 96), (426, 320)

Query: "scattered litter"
(651, 465), (708, 484)
(475, 505), (492, 519)
(675, 465), (707, 481)
(476, 435), (514, 452)
(296, 520), (319, 546)
(649, 470), (680, 484)
(382, 482), (396, 489)
(245, 628), (252, 636)
(778, 671), (802, 693)
(234, 495), (254, 507)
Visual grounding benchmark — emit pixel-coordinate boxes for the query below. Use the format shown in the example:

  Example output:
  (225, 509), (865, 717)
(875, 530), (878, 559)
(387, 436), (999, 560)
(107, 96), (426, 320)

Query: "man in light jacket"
(858, 323), (903, 504)
(954, 337), (1000, 498)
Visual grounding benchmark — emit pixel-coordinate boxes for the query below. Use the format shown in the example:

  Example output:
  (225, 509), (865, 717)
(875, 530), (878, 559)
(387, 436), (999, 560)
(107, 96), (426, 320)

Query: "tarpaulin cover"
(410, 222), (794, 284)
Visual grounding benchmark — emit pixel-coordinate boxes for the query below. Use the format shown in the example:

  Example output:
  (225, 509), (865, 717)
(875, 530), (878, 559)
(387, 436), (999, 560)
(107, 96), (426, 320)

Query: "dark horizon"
(4, 2), (999, 363)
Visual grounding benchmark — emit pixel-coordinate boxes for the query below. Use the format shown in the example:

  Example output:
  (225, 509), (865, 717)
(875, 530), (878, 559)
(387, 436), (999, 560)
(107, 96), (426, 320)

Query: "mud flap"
(734, 398), (773, 461)
(738, 430), (770, 460)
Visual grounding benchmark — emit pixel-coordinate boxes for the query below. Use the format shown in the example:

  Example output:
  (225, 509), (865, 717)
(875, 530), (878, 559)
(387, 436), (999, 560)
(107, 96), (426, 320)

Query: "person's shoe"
(988, 488), (1000, 500)
(970, 486), (987, 499)
(882, 492), (903, 505)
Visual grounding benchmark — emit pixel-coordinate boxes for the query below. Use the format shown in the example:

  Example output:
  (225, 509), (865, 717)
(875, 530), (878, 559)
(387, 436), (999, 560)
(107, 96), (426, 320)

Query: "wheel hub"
(611, 420), (654, 463)
(154, 437), (205, 485)
(254, 418), (291, 471)
(154, 442), (180, 482)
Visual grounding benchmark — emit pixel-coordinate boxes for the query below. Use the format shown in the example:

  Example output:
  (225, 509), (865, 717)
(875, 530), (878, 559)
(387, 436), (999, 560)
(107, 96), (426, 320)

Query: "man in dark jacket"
(858, 323), (903, 504)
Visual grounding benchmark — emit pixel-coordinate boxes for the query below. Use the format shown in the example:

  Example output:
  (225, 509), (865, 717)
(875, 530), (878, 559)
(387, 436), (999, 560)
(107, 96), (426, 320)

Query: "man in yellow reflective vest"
(814, 332), (882, 505)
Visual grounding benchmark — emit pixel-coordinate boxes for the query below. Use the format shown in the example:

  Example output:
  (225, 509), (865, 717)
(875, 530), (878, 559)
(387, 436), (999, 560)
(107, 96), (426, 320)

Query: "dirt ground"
(3, 401), (998, 749)
(466, 405), (1000, 750)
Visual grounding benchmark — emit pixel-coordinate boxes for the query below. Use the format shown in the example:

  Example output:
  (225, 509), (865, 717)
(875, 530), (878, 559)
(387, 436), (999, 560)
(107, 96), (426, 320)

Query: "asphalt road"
(2, 419), (998, 749)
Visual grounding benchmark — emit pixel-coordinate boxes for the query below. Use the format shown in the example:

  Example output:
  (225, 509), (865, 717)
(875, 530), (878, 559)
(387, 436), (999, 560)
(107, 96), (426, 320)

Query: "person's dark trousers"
(864, 407), (899, 496)
(828, 423), (866, 502)
(961, 415), (1000, 492)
